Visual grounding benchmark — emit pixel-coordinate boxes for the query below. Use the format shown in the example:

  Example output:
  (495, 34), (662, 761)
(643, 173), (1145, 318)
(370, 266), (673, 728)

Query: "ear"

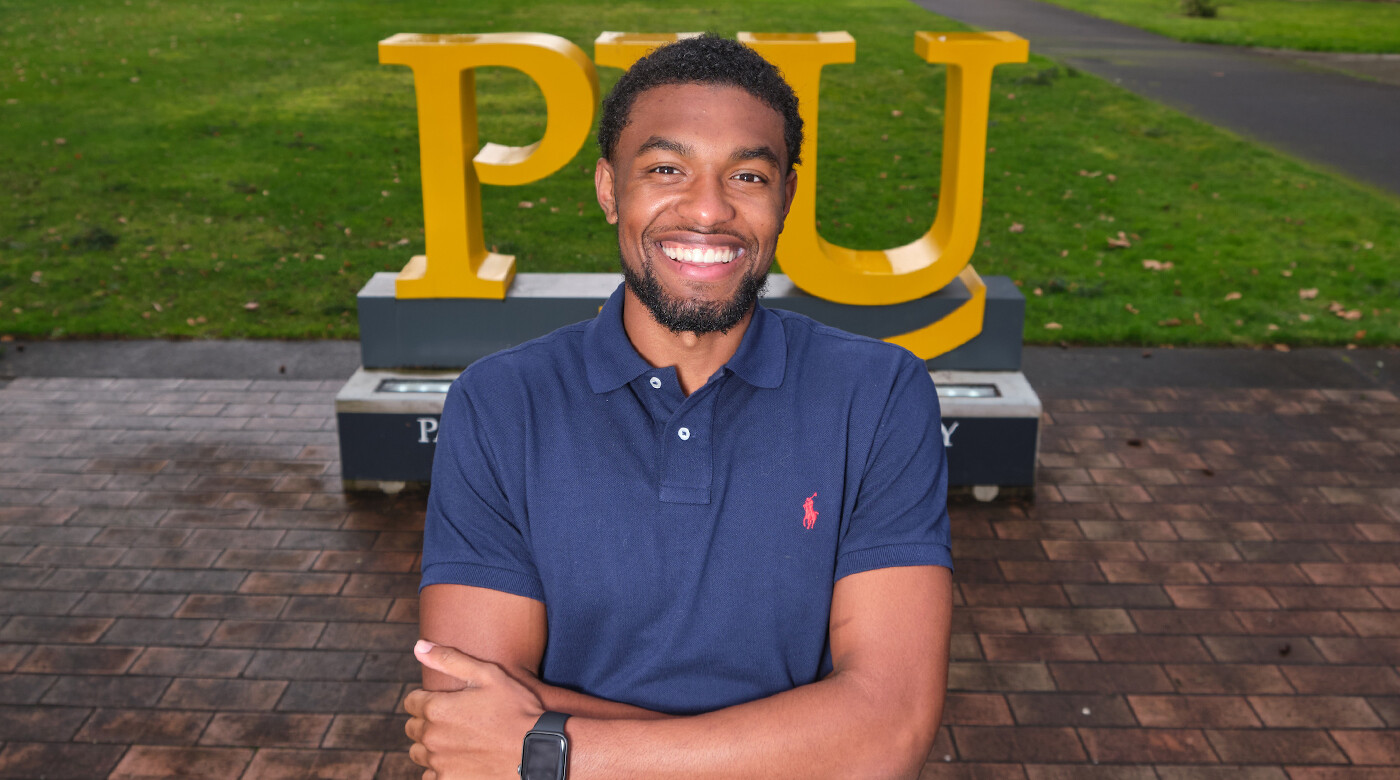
(780, 169), (798, 223)
(595, 158), (618, 225)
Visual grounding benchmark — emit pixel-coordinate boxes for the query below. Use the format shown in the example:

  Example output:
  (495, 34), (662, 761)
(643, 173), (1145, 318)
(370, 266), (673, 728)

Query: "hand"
(405, 639), (547, 780)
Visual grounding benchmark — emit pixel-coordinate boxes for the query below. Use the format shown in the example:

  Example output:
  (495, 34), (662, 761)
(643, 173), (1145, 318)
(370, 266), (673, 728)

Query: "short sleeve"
(835, 355), (953, 579)
(420, 375), (545, 601)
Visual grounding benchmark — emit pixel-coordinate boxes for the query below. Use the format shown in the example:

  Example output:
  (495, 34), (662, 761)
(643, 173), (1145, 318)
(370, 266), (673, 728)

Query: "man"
(406, 35), (953, 779)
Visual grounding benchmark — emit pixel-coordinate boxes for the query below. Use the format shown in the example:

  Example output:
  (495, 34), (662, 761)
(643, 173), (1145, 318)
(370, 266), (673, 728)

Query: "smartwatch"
(519, 711), (571, 780)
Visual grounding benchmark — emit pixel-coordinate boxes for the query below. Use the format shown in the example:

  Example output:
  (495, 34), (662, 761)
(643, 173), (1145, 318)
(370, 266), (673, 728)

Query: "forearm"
(524, 676), (666, 720)
(567, 667), (944, 780)
(431, 656), (664, 721)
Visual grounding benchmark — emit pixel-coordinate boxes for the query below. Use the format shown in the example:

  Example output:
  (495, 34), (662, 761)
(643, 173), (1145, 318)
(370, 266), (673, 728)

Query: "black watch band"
(519, 711), (571, 780)
(532, 711), (571, 736)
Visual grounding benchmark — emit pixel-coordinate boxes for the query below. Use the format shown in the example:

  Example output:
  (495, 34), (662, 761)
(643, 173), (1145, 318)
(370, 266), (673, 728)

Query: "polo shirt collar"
(583, 283), (787, 394)
(584, 285), (653, 394)
(723, 300), (786, 389)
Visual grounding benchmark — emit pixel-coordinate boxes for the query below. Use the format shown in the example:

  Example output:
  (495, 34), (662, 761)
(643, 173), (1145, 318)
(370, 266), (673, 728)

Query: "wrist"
(520, 711), (571, 780)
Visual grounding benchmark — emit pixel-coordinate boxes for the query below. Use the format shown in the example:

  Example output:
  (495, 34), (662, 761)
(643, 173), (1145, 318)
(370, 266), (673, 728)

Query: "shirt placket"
(657, 376), (720, 505)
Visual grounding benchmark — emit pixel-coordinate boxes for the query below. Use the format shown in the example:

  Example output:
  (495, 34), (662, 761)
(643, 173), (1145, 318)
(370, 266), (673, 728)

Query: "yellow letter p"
(380, 33), (600, 299)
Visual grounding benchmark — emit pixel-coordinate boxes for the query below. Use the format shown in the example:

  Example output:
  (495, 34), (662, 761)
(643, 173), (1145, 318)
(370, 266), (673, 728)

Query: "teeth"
(661, 244), (737, 264)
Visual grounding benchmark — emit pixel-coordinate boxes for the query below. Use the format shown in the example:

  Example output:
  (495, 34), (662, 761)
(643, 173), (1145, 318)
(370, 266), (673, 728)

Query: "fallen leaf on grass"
(1157, 318), (1182, 327)
(1273, 344), (1291, 352)
(1141, 259), (1173, 271)
(1299, 313), (1312, 322)
(1328, 301), (1362, 320)
(1009, 223), (1024, 233)
(1355, 330), (1367, 340)
(1106, 231), (1131, 249)
(1044, 322), (1063, 330)
(518, 201), (534, 209)
(1125, 304), (1139, 314)
(243, 301), (259, 311)
(890, 109), (903, 117)
(1224, 292), (1242, 301)
(1078, 170), (1101, 178)
(1299, 288), (1318, 300)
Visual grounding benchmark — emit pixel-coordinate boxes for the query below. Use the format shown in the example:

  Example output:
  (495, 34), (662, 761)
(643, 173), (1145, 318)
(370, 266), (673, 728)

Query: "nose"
(674, 171), (736, 227)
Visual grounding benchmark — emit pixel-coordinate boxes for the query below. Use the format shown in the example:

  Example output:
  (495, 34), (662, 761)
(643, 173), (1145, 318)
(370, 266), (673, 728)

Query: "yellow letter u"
(740, 31), (1028, 307)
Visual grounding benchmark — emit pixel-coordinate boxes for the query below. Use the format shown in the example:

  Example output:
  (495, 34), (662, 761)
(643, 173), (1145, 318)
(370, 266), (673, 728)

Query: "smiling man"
(406, 35), (953, 780)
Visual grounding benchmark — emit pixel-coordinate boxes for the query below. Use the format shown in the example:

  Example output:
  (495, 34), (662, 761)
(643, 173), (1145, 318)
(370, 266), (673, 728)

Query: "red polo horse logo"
(802, 492), (819, 530)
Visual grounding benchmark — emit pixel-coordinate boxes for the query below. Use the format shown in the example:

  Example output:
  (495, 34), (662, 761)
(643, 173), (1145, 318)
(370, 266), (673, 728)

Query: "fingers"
(403, 688), (429, 716)
(414, 639), (496, 684)
(409, 740), (431, 769)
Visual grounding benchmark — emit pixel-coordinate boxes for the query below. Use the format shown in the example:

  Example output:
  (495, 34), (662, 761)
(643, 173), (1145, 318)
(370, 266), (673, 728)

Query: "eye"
(649, 165), (681, 175)
(734, 172), (767, 184)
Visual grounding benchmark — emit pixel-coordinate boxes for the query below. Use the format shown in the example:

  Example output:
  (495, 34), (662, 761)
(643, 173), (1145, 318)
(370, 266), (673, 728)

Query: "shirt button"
(677, 427), (691, 441)
(649, 377), (662, 389)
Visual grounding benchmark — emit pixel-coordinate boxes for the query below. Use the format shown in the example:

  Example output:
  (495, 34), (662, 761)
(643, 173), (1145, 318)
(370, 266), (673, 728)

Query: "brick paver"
(2, 377), (1399, 777)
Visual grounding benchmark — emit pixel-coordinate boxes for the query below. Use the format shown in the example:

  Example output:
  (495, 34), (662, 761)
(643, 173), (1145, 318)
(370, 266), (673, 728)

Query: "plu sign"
(379, 31), (1027, 360)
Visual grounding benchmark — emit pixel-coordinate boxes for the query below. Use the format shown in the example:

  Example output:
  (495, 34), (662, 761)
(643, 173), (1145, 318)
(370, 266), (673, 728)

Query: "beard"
(620, 242), (769, 336)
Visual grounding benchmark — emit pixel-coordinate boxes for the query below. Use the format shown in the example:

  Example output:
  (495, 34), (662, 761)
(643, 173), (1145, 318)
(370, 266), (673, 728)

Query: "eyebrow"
(732, 146), (782, 169)
(636, 136), (691, 157)
(635, 136), (783, 170)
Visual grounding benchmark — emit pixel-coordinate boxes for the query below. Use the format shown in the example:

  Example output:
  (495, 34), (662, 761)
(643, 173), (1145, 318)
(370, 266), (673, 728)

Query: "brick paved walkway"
(1, 376), (1398, 778)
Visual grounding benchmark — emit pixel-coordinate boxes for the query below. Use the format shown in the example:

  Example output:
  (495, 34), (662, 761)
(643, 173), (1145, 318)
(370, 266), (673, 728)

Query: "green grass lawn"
(2, 0), (1398, 347)
(1034, 0), (1400, 53)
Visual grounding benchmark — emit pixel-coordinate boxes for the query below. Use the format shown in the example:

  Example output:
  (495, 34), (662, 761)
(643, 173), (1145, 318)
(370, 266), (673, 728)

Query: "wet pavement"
(1, 343), (1399, 777)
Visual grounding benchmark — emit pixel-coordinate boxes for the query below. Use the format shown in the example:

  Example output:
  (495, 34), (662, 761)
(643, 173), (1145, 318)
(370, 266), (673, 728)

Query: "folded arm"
(417, 584), (664, 720)
(409, 564), (952, 779)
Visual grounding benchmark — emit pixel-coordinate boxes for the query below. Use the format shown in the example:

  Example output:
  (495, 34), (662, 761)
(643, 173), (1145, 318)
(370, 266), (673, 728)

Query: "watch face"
(521, 732), (567, 780)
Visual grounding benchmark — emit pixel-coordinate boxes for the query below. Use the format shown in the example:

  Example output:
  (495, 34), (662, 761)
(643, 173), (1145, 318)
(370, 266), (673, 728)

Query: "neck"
(621, 288), (753, 396)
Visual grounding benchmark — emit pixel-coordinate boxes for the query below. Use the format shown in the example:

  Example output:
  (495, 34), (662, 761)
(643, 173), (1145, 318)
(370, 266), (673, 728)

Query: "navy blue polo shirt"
(421, 284), (951, 715)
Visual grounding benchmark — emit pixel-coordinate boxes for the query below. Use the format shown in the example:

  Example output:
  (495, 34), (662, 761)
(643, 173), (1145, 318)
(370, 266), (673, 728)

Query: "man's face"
(596, 83), (797, 335)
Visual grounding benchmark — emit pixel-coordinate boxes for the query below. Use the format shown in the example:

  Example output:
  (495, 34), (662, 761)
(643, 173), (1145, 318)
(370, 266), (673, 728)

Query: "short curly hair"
(597, 34), (804, 171)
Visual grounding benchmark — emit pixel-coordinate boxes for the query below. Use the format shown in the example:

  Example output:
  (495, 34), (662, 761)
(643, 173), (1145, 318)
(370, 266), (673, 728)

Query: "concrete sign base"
(336, 367), (1040, 498)
(356, 272), (1027, 372)
(337, 272), (1040, 498)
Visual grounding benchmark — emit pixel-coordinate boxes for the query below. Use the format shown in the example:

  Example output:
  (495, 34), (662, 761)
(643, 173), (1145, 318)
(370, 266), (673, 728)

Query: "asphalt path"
(911, 0), (1400, 198)
(4, 338), (1396, 391)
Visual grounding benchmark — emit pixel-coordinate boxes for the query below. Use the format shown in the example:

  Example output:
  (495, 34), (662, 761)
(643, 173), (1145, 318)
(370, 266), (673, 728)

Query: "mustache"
(642, 225), (751, 243)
